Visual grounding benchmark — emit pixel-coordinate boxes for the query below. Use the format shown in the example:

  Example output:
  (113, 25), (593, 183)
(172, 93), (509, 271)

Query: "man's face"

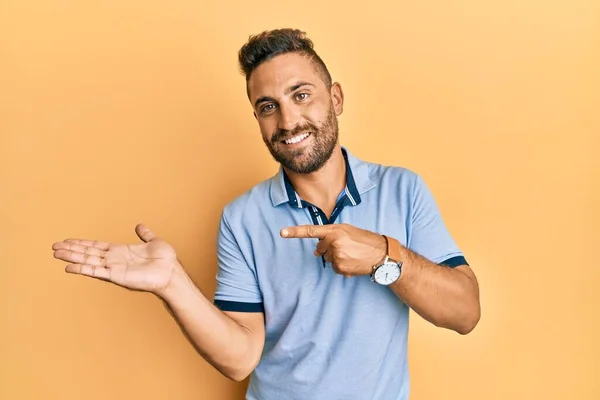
(247, 52), (344, 174)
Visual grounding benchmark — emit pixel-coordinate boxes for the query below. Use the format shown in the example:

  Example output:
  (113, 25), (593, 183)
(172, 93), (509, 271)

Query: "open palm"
(52, 224), (179, 295)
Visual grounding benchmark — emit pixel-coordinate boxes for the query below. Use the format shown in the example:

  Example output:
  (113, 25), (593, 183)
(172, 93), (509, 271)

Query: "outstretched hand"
(280, 223), (387, 277)
(52, 224), (181, 296)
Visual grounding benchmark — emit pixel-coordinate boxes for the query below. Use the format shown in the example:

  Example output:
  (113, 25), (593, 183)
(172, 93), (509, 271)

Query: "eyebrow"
(254, 81), (316, 108)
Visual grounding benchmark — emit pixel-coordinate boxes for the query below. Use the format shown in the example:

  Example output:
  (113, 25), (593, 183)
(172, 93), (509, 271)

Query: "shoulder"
(366, 159), (423, 193)
(220, 175), (274, 223)
(357, 157), (437, 215)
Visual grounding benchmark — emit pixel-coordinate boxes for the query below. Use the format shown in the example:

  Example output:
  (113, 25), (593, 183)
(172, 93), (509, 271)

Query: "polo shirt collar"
(269, 146), (376, 207)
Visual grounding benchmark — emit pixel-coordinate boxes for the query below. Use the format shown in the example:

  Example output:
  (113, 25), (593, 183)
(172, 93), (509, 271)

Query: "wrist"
(385, 236), (404, 262)
(157, 264), (195, 303)
(370, 235), (404, 285)
(379, 236), (388, 261)
(372, 234), (388, 266)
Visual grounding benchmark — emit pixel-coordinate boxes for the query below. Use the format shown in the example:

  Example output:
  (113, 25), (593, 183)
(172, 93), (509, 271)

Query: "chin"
(286, 157), (328, 174)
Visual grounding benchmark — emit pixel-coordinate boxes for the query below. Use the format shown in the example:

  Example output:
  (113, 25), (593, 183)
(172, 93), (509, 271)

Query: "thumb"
(135, 223), (157, 243)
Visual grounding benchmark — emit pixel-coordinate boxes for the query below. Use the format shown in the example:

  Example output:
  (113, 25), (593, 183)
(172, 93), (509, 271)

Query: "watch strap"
(381, 235), (402, 262)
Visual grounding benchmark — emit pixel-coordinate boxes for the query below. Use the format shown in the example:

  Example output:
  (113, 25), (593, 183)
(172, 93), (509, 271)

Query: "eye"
(295, 92), (309, 101)
(260, 103), (277, 114)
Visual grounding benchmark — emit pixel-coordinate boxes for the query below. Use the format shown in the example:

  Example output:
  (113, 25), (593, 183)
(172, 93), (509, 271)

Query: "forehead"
(247, 52), (323, 102)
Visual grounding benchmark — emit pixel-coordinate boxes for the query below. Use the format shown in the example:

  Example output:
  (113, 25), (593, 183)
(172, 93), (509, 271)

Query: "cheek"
(305, 103), (329, 126)
(258, 120), (274, 141)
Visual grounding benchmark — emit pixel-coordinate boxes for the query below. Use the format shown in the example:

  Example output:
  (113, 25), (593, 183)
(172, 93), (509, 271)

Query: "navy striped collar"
(269, 147), (375, 208)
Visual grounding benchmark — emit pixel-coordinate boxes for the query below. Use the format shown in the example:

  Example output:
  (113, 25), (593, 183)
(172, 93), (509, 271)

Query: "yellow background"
(1, 0), (599, 399)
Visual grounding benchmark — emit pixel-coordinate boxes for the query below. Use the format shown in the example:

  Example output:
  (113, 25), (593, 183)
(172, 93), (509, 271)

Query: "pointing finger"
(281, 225), (333, 239)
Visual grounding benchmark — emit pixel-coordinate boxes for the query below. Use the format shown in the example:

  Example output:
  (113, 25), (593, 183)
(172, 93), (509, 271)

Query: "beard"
(263, 105), (339, 174)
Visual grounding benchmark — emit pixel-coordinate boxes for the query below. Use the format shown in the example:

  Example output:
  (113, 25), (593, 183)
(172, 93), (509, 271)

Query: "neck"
(284, 145), (346, 217)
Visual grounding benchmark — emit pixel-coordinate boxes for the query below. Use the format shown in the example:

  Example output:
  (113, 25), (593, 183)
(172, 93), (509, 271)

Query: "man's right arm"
(51, 222), (264, 381)
(160, 265), (265, 382)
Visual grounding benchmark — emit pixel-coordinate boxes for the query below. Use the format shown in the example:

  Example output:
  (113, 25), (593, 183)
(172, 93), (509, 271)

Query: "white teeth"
(284, 132), (310, 144)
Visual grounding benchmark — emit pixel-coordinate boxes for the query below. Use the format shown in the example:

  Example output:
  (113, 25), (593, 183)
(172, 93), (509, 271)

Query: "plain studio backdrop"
(1, 0), (598, 399)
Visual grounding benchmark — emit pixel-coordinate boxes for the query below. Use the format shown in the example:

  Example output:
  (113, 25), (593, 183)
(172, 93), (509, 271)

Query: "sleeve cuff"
(438, 255), (469, 268)
(214, 300), (265, 312)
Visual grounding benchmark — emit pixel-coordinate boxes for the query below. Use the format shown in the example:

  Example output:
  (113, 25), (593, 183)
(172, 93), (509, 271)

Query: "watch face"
(373, 262), (401, 285)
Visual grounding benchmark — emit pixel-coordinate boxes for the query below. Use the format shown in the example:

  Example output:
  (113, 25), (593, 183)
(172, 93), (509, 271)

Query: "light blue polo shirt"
(213, 147), (467, 400)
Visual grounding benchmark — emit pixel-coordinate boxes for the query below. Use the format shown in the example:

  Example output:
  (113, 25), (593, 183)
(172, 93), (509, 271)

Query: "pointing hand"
(280, 223), (387, 277)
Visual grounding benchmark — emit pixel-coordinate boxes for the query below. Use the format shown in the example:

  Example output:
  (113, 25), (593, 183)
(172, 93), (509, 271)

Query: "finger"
(65, 264), (111, 281)
(54, 249), (106, 267)
(59, 239), (110, 251)
(52, 242), (107, 258)
(314, 236), (335, 256)
(330, 262), (350, 278)
(135, 223), (157, 243)
(281, 225), (333, 239)
(322, 249), (335, 264)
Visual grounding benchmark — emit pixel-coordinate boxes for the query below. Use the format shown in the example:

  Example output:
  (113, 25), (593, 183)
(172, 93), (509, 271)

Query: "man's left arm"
(281, 224), (480, 335)
(280, 174), (480, 335)
(389, 173), (480, 334)
(385, 235), (480, 335)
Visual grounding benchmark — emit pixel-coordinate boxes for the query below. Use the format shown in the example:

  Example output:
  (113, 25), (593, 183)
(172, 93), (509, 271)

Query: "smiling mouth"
(282, 132), (311, 145)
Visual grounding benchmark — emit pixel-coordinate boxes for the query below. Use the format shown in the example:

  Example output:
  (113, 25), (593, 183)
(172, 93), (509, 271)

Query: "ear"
(330, 82), (344, 116)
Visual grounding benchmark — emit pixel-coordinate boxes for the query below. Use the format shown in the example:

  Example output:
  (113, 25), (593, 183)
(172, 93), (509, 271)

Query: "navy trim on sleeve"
(214, 300), (265, 313)
(438, 256), (469, 268)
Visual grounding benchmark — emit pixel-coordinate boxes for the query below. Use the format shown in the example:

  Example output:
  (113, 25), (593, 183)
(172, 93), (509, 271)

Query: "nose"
(277, 103), (301, 132)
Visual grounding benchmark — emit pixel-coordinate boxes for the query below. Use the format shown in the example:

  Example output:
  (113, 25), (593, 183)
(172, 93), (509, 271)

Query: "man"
(52, 29), (480, 399)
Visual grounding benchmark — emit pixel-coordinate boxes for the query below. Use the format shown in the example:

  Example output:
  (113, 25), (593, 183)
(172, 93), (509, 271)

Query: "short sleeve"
(213, 211), (264, 312)
(408, 174), (468, 268)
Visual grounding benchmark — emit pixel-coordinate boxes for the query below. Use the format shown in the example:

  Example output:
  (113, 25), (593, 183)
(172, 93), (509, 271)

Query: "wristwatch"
(370, 235), (402, 286)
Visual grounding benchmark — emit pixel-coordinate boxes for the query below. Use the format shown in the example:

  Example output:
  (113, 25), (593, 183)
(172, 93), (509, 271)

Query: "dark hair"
(238, 28), (332, 87)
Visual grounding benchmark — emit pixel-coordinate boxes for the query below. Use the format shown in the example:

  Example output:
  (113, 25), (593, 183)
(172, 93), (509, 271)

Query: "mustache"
(271, 123), (318, 144)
